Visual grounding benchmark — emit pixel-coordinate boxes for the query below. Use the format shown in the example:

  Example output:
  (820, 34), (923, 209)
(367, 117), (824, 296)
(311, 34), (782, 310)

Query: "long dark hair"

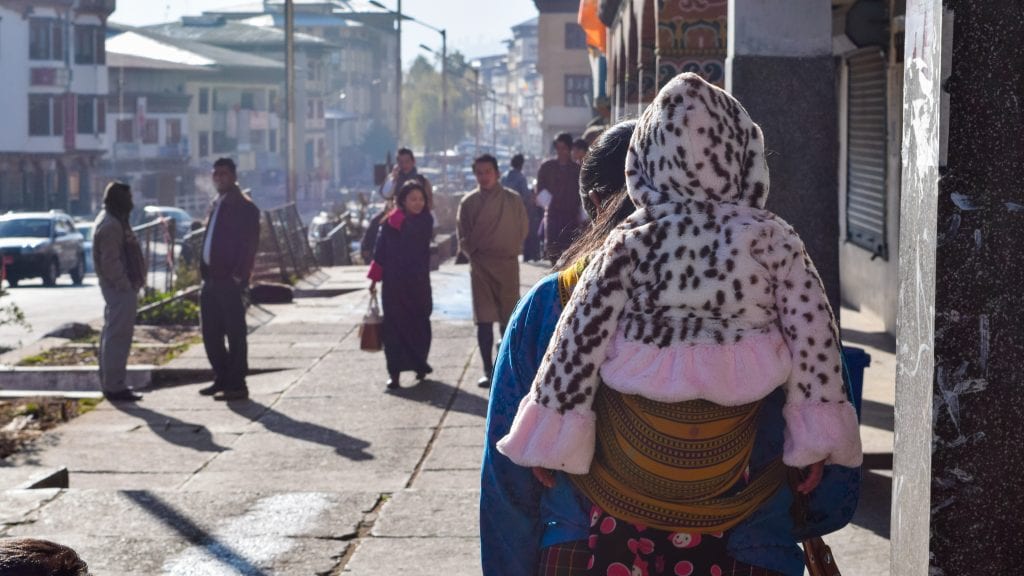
(557, 120), (637, 268)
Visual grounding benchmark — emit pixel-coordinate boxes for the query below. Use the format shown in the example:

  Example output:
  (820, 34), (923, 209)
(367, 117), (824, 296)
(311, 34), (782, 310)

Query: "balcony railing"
(78, 0), (116, 15)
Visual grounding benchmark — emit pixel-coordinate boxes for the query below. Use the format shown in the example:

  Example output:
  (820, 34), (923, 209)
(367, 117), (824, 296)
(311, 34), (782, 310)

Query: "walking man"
(198, 158), (261, 401)
(93, 182), (145, 402)
(536, 133), (583, 263)
(390, 147), (433, 208)
(502, 153), (540, 262)
(457, 154), (528, 388)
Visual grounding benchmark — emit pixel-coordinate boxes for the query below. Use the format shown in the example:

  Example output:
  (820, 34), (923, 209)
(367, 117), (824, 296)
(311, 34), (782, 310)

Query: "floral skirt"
(586, 507), (782, 576)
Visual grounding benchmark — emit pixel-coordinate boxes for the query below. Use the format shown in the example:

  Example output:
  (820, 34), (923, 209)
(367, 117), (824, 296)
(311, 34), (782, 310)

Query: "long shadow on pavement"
(113, 404), (228, 453)
(123, 490), (271, 576)
(386, 378), (489, 419)
(851, 470), (892, 538)
(232, 401), (373, 461)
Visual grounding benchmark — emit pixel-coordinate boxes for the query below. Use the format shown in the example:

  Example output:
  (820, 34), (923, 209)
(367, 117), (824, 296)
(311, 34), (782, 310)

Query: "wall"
(536, 11), (592, 144)
(835, 4), (903, 333)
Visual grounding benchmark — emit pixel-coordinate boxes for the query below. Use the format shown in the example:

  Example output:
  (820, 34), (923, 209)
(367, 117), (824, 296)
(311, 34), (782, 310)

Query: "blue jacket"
(480, 272), (860, 576)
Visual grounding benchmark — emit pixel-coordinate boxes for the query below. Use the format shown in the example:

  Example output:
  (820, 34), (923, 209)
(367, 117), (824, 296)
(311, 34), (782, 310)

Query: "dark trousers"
(201, 278), (248, 391)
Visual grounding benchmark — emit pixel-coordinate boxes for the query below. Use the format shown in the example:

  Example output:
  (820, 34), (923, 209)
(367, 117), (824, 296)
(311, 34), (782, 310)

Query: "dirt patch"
(17, 325), (201, 367)
(0, 398), (100, 460)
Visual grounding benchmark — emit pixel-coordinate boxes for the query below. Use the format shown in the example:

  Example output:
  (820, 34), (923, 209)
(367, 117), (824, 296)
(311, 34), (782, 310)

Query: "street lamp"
(367, 0), (402, 144)
(368, 1), (448, 189)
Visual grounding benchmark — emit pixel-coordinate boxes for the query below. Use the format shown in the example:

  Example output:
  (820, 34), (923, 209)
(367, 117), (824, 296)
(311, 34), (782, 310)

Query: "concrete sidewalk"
(0, 262), (894, 575)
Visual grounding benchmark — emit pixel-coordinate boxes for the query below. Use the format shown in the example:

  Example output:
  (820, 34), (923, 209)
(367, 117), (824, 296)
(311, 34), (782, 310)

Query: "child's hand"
(532, 467), (556, 488)
(795, 460), (825, 494)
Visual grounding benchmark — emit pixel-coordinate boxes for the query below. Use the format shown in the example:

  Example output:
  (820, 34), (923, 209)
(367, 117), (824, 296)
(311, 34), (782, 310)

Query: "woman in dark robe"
(367, 180), (434, 389)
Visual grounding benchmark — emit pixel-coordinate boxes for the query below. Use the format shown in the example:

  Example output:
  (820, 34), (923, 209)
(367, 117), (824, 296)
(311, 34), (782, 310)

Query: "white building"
(507, 17), (543, 158)
(0, 0), (116, 215)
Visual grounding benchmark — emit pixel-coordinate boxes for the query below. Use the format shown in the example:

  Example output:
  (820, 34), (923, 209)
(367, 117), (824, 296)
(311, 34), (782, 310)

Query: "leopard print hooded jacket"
(497, 73), (862, 474)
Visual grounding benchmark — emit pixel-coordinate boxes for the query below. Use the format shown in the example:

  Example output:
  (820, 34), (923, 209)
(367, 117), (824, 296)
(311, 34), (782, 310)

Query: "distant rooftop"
(144, 17), (336, 49)
(106, 30), (284, 71)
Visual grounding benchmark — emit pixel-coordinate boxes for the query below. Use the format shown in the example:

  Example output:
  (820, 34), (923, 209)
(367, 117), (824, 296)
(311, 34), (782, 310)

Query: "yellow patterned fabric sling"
(556, 259), (785, 533)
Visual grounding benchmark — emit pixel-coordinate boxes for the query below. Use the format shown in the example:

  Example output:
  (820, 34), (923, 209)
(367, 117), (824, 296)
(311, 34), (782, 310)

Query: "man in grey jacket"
(93, 182), (145, 402)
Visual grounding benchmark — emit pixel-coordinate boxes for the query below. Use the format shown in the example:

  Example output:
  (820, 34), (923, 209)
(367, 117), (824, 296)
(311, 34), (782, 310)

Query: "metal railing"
(261, 203), (318, 283)
(132, 218), (177, 295)
(313, 218), (352, 267)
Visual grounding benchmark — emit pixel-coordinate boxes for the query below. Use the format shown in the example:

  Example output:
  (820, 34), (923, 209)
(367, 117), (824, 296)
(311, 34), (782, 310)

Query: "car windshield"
(76, 226), (94, 241)
(0, 219), (52, 238)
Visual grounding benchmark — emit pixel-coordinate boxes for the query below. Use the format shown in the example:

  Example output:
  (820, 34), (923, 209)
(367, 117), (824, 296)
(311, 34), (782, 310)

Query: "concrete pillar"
(894, 1), (1024, 574)
(725, 0), (839, 308)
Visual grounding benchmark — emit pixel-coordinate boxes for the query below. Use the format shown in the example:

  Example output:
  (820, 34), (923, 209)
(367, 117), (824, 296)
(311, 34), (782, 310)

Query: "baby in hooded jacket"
(497, 73), (862, 475)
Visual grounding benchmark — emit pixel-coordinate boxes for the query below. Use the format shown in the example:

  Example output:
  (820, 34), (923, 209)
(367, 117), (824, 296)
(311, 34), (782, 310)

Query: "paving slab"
(343, 536), (481, 576)
(414, 469), (481, 491)
(422, 443), (484, 472)
(371, 489), (478, 538)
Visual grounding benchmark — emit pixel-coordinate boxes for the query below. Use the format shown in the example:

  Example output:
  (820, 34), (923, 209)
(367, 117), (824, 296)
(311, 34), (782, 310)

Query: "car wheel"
(70, 253), (85, 285)
(42, 259), (58, 287)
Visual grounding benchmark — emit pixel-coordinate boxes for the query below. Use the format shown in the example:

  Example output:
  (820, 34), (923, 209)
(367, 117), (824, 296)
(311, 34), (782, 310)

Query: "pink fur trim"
(782, 402), (863, 468)
(599, 330), (792, 405)
(496, 395), (596, 474)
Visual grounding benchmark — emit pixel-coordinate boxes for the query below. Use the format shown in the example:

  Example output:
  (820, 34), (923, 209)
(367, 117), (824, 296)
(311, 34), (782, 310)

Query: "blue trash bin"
(841, 345), (871, 421)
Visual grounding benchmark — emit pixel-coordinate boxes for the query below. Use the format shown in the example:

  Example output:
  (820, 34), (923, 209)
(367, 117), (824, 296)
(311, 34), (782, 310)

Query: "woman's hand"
(532, 467), (556, 489)
(795, 460), (826, 494)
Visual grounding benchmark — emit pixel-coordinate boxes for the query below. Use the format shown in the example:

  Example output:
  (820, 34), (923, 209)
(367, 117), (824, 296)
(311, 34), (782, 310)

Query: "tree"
(401, 53), (477, 152)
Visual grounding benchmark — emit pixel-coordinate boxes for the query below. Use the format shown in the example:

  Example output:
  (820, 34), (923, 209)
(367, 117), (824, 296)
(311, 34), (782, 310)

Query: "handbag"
(359, 290), (383, 352)
(802, 536), (841, 576)
(790, 468), (843, 576)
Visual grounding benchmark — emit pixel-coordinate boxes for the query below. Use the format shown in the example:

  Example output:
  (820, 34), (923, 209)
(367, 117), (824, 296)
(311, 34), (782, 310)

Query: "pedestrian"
(571, 137), (589, 165)
(536, 133), (583, 264)
(92, 181), (145, 401)
(498, 73), (862, 575)
(481, 119), (639, 576)
(93, 181), (145, 403)
(502, 153), (541, 262)
(0, 537), (88, 576)
(389, 147), (433, 209)
(457, 154), (528, 388)
(367, 179), (434, 389)
(198, 158), (261, 402)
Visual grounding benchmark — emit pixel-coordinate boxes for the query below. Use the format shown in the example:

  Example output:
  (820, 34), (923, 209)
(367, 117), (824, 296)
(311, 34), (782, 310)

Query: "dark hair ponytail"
(556, 119), (638, 268)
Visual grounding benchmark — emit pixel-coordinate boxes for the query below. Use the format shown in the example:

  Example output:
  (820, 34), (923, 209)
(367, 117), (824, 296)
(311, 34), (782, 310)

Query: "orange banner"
(578, 0), (607, 53)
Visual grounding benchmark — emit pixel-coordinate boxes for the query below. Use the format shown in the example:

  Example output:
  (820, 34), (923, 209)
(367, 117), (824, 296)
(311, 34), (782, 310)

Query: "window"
(317, 100), (324, 119)
(241, 91), (255, 110)
(564, 75), (592, 108)
(166, 119), (182, 145)
(116, 119), (134, 143)
(213, 131), (236, 153)
(199, 131), (209, 157)
(565, 23), (587, 50)
(29, 19), (64, 61)
(142, 119), (159, 144)
(28, 95), (64, 136)
(77, 96), (103, 134)
(845, 50), (888, 259)
(269, 129), (278, 153)
(198, 88), (209, 114)
(74, 25), (104, 65)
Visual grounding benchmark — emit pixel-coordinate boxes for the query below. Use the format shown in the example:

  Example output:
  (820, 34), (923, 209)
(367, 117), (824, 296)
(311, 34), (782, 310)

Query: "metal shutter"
(846, 49), (888, 259)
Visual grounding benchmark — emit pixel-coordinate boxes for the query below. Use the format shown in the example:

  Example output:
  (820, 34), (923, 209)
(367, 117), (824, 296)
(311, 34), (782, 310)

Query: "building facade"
(507, 17), (544, 158)
(0, 0), (116, 216)
(534, 0), (594, 149)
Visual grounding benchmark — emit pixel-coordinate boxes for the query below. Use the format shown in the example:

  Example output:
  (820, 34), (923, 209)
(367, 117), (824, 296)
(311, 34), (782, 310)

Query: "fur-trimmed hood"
(626, 73), (770, 210)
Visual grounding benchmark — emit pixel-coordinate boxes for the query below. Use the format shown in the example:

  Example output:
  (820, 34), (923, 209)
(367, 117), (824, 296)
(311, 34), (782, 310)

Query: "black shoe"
(415, 366), (433, 381)
(477, 375), (492, 389)
(213, 389), (249, 401)
(198, 383), (222, 396)
(104, 388), (143, 402)
(387, 373), (400, 389)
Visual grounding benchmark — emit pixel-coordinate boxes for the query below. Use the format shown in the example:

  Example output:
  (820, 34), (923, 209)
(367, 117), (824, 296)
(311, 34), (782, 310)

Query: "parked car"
(141, 205), (194, 242)
(0, 211), (86, 287)
(74, 221), (95, 274)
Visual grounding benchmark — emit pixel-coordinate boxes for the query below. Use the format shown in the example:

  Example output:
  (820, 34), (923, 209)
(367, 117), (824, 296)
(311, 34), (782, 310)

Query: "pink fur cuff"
(600, 330), (792, 405)
(496, 395), (597, 474)
(783, 402), (863, 468)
